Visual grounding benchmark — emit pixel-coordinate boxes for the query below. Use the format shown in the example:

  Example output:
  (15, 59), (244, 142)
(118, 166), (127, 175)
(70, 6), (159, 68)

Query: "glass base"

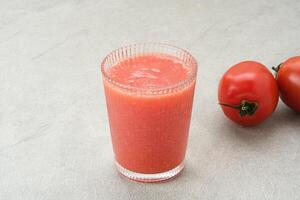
(115, 161), (184, 183)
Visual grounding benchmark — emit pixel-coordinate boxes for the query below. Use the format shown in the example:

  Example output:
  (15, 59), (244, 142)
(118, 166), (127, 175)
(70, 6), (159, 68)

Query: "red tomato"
(218, 61), (279, 126)
(274, 56), (300, 112)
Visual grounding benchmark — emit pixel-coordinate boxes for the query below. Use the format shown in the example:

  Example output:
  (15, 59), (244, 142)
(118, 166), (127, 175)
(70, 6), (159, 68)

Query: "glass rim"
(101, 43), (198, 95)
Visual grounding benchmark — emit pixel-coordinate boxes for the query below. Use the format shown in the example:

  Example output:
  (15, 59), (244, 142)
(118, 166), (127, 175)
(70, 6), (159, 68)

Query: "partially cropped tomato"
(273, 56), (300, 112)
(218, 61), (279, 126)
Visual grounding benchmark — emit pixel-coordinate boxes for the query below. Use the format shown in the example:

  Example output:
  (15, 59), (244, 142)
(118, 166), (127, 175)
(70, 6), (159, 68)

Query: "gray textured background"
(1, 0), (300, 199)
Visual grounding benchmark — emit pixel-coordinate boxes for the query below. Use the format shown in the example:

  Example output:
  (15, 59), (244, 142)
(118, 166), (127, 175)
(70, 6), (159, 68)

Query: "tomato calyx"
(219, 100), (259, 116)
(271, 63), (282, 79)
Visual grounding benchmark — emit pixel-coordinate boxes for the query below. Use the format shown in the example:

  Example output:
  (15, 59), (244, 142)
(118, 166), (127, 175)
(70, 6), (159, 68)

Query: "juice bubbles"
(101, 44), (197, 182)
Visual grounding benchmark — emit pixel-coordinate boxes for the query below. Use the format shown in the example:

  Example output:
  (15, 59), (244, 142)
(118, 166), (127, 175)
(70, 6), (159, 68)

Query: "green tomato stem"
(271, 63), (282, 79)
(219, 100), (259, 117)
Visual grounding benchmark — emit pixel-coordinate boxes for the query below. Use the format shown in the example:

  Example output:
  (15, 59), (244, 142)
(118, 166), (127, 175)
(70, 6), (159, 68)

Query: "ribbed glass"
(101, 43), (197, 95)
(101, 43), (198, 182)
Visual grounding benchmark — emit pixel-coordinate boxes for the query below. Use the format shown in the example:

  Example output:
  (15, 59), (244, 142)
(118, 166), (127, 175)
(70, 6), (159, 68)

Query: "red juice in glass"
(101, 44), (197, 182)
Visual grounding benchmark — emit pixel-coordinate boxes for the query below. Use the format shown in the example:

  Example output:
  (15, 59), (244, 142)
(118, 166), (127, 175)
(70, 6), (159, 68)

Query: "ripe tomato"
(218, 61), (279, 126)
(274, 56), (300, 112)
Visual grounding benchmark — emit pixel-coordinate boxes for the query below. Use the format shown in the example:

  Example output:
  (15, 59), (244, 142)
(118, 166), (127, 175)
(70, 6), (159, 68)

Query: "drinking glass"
(101, 43), (197, 182)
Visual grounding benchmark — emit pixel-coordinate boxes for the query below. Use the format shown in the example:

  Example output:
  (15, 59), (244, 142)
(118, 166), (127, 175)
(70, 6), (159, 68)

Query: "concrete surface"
(1, 0), (300, 199)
